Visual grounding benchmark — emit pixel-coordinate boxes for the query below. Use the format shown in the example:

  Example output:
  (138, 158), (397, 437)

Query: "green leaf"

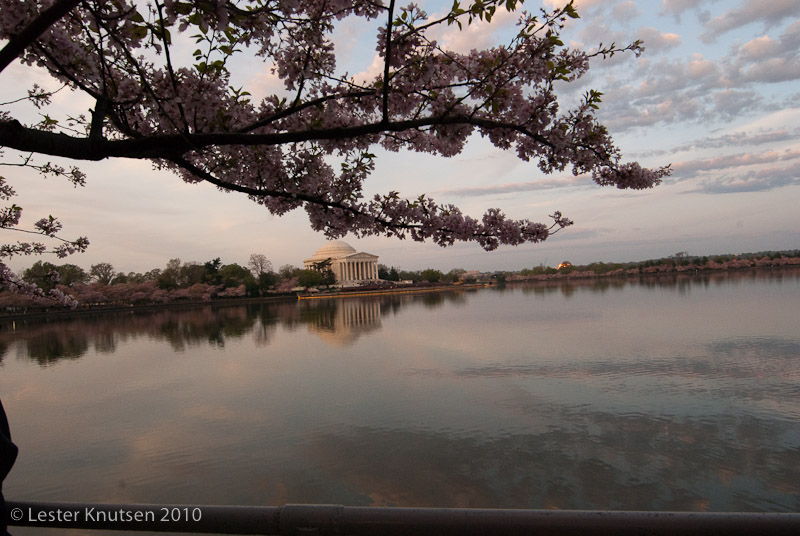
(130, 25), (148, 39)
(565, 3), (580, 19)
(175, 2), (193, 15)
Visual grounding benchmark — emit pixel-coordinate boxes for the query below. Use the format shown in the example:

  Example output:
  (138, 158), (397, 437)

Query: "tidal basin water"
(2, 269), (799, 521)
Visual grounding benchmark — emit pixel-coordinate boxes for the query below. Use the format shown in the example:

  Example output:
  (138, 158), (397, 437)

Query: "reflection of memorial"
(304, 241), (379, 284)
(305, 299), (382, 347)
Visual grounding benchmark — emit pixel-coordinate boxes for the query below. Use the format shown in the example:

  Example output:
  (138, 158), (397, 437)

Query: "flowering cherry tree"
(0, 0), (669, 304)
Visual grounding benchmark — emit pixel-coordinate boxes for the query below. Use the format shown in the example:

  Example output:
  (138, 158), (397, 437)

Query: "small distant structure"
(557, 261), (572, 270)
(459, 270), (482, 283)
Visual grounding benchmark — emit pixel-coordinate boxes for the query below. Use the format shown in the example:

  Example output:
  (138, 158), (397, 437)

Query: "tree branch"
(0, 115), (553, 161)
(382, 0), (395, 124)
(0, 0), (83, 74)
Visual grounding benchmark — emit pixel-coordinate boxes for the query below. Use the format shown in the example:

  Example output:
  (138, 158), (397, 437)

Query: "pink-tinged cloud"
(635, 27), (681, 53)
(691, 161), (800, 193)
(435, 6), (519, 53)
(701, 0), (800, 42)
(543, 0), (605, 10)
(659, 0), (699, 22)
(739, 35), (778, 60)
(438, 175), (588, 197)
(673, 148), (800, 175)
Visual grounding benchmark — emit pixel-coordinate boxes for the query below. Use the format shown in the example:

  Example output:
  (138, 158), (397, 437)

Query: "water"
(2, 269), (799, 521)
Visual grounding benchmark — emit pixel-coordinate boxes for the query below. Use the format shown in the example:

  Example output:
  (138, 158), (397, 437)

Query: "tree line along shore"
(1, 250), (798, 315)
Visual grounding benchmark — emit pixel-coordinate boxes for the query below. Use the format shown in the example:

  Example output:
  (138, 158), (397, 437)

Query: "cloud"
(437, 175), (587, 197)
(351, 53), (384, 85)
(582, 4), (799, 133)
(435, 6), (519, 53)
(612, 2), (642, 22)
(659, 0), (701, 22)
(634, 27), (681, 53)
(722, 23), (800, 85)
(712, 90), (762, 119)
(690, 161), (800, 193)
(678, 128), (799, 152)
(597, 35), (798, 131)
(543, 0), (606, 11)
(701, 0), (800, 42)
(633, 123), (800, 158)
(596, 55), (724, 126)
(672, 148), (800, 176)
(669, 148), (800, 194)
(739, 35), (778, 60)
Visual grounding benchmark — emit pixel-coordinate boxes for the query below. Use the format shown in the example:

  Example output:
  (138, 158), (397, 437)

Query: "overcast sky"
(2, 0), (799, 275)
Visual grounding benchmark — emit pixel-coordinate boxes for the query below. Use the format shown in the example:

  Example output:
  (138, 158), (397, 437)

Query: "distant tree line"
(1, 253), (287, 309)
(509, 250), (800, 280)
(3, 250), (798, 311)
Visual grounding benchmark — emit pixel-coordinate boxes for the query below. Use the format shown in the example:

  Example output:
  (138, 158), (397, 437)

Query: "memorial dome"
(309, 240), (356, 261)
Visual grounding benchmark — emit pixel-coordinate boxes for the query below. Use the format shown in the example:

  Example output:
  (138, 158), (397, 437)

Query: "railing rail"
(6, 501), (800, 535)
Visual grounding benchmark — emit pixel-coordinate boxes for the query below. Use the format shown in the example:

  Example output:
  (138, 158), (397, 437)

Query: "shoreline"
(2, 261), (797, 321)
(0, 294), (299, 322)
(297, 282), (491, 300)
(506, 255), (800, 283)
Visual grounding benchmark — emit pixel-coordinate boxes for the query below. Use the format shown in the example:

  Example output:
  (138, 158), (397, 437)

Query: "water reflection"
(303, 299), (382, 347)
(2, 268), (799, 514)
(304, 410), (799, 511)
(0, 289), (483, 364)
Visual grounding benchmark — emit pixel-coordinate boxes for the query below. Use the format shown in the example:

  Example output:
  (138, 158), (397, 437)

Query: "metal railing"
(6, 501), (800, 535)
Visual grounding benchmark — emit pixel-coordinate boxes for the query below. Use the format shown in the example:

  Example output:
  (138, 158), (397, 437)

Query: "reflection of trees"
(25, 330), (89, 366)
(420, 292), (445, 309)
(0, 294), (410, 364)
(0, 288), (493, 364)
(372, 290), (470, 317)
(0, 305), (264, 364)
(634, 267), (799, 291)
(156, 306), (256, 351)
(510, 266), (799, 297)
(3, 268), (797, 366)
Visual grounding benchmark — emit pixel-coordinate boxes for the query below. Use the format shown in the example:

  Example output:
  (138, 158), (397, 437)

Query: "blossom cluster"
(0, 174), (88, 306)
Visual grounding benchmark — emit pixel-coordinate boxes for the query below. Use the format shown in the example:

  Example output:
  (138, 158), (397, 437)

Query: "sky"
(2, 0), (799, 275)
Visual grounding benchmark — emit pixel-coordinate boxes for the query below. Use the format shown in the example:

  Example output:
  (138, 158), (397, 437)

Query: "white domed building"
(303, 241), (380, 284)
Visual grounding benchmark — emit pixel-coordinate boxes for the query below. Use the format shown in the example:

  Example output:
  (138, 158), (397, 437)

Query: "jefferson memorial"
(304, 241), (379, 284)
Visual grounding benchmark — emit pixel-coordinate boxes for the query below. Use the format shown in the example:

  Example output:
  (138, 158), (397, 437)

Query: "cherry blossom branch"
(166, 152), (569, 250)
(0, 0), (83, 74)
(0, 114), (554, 159)
(0, 0), (670, 258)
